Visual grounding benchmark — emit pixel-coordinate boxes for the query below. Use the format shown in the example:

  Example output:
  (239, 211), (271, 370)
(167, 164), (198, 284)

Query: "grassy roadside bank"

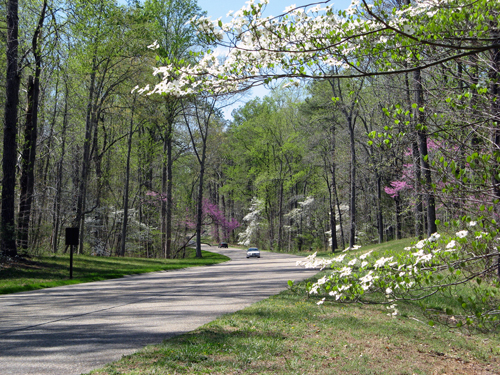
(89, 281), (499, 375)
(89, 239), (500, 375)
(0, 249), (229, 295)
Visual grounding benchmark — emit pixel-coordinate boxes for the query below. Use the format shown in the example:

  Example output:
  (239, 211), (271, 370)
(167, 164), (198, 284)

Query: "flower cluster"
(297, 224), (500, 329)
(136, 0), (497, 98)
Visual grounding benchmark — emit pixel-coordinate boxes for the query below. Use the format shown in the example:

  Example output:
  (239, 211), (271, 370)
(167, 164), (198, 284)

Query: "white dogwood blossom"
(136, 0), (495, 98)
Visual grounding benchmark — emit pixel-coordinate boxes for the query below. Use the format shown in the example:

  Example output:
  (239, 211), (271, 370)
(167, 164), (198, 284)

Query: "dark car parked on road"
(218, 242), (228, 248)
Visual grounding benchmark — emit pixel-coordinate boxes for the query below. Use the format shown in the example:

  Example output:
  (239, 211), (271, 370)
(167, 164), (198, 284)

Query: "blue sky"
(197, 0), (353, 21)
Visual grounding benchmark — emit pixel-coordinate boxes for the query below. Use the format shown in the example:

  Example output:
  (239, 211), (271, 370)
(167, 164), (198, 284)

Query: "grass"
(0, 248), (229, 295)
(88, 238), (500, 375)
(89, 283), (500, 375)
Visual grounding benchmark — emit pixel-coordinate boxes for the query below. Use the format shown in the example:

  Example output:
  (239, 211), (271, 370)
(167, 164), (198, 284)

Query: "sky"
(197, 0), (353, 22)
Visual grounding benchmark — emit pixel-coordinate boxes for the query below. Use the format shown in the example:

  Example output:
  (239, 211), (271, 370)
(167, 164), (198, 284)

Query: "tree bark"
(348, 117), (357, 248)
(376, 173), (384, 243)
(395, 195), (402, 240)
(329, 120), (339, 251)
(17, 0), (47, 252)
(414, 68), (437, 236)
(52, 81), (69, 253)
(2, 0), (20, 257)
(490, 33), (500, 209)
(18, 76), (37, 251)
(75, 65), (97, 254)
(120, 96), (136, 256)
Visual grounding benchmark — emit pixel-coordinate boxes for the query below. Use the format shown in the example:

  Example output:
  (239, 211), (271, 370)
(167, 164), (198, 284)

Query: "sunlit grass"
(0, 249), (229, 295)
(88, 238), (500, 375)
(89, 277), (500, 375)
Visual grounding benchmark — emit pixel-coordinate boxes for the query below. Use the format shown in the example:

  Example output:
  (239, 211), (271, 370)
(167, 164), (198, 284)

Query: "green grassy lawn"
(0, 249), (229, 295)
(89, 238), (500, 375)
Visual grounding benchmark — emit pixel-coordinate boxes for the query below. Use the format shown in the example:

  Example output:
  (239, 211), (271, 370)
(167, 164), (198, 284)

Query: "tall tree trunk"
(414, 68), (437, 236)
(2, 0), (20, 257)
(161, 135), (168, 258)
(18, 76), (37, 251)
(75, 65), (97, 254)
(160, 103), (175, 259)
(166, 117), (174, 259)
(395, 195), (402, 240)
(278, 176), (283, 251)
(17, 0), (47, 252)
(195, 146), (207, 258)
(336, 193), (345, 249)
(329, 121), (338, 251)
(52, 81), (69, 253)
(348, 118), (357, 248)
(120, 96), (136, 256)
(32, 79), (54, 253)
(405, 69), (424, 238)
(183, 99), (215, 259)
(490, 34), (500, 210)
(376, 173), (384, 243)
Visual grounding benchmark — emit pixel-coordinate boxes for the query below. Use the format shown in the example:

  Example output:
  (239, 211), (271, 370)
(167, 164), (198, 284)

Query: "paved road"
(0, 246), (317, 375)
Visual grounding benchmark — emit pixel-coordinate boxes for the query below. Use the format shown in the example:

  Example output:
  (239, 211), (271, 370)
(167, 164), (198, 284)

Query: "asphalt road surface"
(0, 245), (317, 375)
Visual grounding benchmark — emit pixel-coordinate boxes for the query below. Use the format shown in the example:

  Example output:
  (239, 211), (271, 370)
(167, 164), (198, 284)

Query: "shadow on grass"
(0, 250), (229, 295)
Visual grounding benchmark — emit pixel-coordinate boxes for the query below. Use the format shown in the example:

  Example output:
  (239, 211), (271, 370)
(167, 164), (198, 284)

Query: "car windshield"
(248, 248), (258, 251)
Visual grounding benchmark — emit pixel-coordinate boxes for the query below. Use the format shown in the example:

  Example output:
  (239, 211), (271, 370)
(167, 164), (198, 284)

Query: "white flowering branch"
(297, 221), (500, 329)
(140, 0), (500, 97)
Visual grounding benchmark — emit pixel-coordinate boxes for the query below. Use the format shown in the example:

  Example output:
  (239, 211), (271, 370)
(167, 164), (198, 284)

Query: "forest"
(1, 0), (499, 267)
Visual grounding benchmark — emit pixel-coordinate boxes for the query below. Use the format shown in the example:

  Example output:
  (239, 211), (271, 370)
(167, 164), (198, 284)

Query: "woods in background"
(1, 0), (499, 258)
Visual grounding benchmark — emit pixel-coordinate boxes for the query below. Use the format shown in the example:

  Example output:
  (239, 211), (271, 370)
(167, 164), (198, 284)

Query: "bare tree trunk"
(490, 35), (500, 210)
(120, 96), (136, 256)
(18, 76), (37, 251)
(376, 173), (384, 243)
(161, 135), (167, 257)
(348, 118), (357, 248)
(395, 195), (402, 240)
(182, 98), (216, 258)
(336, 193), (345, 249)
(405, 68), (424, 239)
(195, 148), (207, 258)
(75, 66), (97, 254)
(160, 103), (176, 259)
(32, 79), (55, 253)
(52, 81), (69, 253)
(414, 68), (437, 236)
(2, 0), (20, 257)
(278, 177), (284, 250)
(166, 117), (174, 259)
(329, 121), (338, 251)
(17, 0), (47, 253)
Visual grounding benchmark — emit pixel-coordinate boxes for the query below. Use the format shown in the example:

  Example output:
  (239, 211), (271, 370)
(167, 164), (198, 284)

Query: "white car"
(246, 247), (260, 258)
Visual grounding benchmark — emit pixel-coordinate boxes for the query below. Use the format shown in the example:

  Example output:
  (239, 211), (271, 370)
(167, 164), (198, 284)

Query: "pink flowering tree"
(181, 198), (240, 243)
(144, 192), (239, 246)
(201, 199), (240, 242)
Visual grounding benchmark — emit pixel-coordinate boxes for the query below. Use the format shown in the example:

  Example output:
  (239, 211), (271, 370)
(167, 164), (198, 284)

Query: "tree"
(18, 0), (48, 251)
(2, 0), (20, 257)
(181, 95), (223, 257)
(140, 0), (205, 258)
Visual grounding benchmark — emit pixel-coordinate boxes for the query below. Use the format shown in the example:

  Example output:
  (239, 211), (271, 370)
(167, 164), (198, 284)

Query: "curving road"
(0, 245), (317, 375)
